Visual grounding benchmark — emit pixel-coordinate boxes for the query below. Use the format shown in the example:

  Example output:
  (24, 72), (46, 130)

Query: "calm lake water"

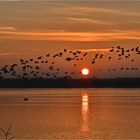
(0, 88), (140, 140)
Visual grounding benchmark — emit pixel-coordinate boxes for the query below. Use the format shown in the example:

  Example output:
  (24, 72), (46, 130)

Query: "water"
(0, 88), (140, 139)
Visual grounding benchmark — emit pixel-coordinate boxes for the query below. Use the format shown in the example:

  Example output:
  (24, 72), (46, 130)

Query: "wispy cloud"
(73, 7), (140, 16)
(75, 48), (110, 52)
(0, 30), (140, 41)
(0, 26), (16, 31)
(0, 52), (18, 56)
(68, 17), (113, 25)
(73, 7), (117, 14)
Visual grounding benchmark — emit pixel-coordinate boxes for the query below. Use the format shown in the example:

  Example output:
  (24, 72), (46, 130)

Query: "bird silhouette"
(64, 48), (67, 52)
(37, 56), (43, 59)
(65, 57), (74, 61)
(46, 54), (50, 57)
(108, 56), (112, 61)
(83, 52), (88, 57)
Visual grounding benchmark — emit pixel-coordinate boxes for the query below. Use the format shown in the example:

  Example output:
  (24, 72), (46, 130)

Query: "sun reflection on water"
(81, 93), (89, 133)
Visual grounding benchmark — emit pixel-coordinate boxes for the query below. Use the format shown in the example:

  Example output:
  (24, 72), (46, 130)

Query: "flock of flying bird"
(0, 46), (139, 80)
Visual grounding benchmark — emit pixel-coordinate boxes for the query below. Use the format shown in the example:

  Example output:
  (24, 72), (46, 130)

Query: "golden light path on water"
(1, 89), (140, 139)
(81, 92), (89, 133)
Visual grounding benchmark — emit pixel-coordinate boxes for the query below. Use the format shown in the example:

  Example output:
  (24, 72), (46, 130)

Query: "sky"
(0, 1), (139, 78)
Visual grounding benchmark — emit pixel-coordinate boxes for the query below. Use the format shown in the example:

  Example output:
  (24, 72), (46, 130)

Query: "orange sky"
(0, 1), (139, 78)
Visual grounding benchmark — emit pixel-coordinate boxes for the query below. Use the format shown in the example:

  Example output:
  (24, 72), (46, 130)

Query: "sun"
(81, 68), (89, 76)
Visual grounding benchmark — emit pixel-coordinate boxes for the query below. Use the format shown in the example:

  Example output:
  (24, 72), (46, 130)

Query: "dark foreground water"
(0, 88), (140, 140)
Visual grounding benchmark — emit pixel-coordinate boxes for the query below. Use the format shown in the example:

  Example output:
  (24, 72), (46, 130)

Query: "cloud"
(73, 7), (140, 16)
(0, 49), (42, 57)
(0, 26), (16, 31)
(68, 17), (113, 25)
(74, 48), (110, 52)
(0, 52), (18, 56)
(0, 30), (140, 41)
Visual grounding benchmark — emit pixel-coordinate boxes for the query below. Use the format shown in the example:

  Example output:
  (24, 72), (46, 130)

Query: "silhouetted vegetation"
(0, 125), (15, 140)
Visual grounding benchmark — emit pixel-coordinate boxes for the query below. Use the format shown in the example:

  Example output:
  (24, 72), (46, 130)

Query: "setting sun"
(82, 68), (89, 76)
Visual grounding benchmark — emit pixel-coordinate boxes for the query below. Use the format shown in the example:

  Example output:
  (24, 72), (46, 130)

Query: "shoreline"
(0, 78), (139, 88)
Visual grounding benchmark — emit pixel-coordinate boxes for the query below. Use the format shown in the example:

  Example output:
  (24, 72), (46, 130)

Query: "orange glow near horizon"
(0, 1), (140, 78)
